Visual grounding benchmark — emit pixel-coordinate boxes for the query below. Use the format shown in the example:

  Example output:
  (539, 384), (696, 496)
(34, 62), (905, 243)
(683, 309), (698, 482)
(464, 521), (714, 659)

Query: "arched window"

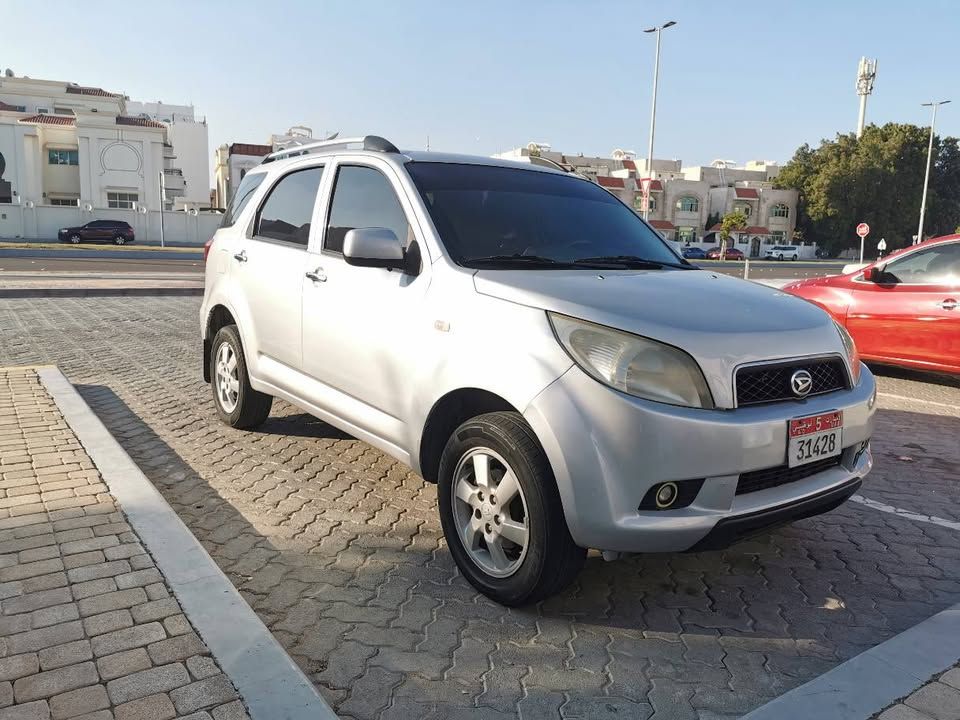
(676, 196), (699, 212)
(771, 203), (789, 218)
(733, 202), (752, 217)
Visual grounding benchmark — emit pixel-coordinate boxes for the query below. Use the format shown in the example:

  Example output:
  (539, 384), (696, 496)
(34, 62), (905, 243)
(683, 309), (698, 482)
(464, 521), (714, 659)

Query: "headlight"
(834, 321), (861, 385)
(549, 313), (714, 409)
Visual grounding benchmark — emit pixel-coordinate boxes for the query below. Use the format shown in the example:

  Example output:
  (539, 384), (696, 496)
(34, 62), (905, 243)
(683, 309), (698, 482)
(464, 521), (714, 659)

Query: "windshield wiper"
(467, 254), (573, 268)
(573, 255), (691, 269)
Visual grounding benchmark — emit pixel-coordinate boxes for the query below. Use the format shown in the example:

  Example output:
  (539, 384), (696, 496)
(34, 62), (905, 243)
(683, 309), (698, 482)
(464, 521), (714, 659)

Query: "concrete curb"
(742, 603), (960, 719)
(0, 287), (204, 298)
(36, 366), (338, 720)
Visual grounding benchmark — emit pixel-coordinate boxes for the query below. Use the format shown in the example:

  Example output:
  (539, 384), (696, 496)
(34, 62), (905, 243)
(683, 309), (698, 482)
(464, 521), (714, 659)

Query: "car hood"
(474, 268), (848, 408)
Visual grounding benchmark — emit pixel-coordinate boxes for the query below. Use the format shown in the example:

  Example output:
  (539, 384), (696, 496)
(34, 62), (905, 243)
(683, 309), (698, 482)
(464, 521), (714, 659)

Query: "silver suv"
(200, 136), (876, 606)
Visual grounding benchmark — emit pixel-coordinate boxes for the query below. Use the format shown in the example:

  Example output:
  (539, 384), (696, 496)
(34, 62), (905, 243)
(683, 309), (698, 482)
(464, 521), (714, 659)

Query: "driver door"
(300, 160), (430, 448)
(847, 240), (960, 369)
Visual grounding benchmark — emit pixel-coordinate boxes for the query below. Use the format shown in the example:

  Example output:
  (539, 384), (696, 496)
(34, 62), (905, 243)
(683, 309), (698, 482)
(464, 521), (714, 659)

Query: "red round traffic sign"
(856, 222), (870, 238)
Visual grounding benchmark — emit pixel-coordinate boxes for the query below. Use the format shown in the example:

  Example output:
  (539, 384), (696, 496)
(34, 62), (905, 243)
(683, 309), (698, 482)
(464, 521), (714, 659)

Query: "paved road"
(0, 252), (203, 274)
(0, 249), (843, 280)
(2, 297), (958, 720)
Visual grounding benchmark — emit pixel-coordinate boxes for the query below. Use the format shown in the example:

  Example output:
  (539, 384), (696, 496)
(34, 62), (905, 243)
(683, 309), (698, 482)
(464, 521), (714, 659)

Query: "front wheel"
(792, 254), (798, 261)
(69, 234), (81, 244)
(437, 412), (585, 606)
(777, 253), (784, 261)
(210, 325), (272, 429)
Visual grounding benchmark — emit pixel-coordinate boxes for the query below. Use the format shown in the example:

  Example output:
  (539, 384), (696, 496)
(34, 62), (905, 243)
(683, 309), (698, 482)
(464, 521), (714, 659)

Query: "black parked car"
(58, 220), (135, 245)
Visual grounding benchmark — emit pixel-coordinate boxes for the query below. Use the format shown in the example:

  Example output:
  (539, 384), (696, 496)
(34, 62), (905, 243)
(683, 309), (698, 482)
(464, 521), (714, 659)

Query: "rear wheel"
(437, 411), (585, 606)
(210, 325), (272, 429)
(114, 235), (126, 245)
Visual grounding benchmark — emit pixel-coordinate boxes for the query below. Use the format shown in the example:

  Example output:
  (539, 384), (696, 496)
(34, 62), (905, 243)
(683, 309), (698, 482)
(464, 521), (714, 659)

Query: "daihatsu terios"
(200, 136), (876, 606)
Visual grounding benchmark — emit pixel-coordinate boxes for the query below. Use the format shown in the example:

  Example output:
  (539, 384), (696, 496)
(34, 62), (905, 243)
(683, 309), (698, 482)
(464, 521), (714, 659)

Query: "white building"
(0, 72), (219, 243)
(213, 142), (272, 210)
(126, 100), (210, 208)
(495, 144), (802, 257)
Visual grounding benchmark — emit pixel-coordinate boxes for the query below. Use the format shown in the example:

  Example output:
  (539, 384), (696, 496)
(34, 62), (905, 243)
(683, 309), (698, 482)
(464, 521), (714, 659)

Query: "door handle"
(939, 298), (958, 310)
(233, 250), (247, 263)
(305, 268), (326, 283)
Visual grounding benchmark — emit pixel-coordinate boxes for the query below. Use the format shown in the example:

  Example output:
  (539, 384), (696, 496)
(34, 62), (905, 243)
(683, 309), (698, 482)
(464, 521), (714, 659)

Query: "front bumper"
(523, 363), (876, 553)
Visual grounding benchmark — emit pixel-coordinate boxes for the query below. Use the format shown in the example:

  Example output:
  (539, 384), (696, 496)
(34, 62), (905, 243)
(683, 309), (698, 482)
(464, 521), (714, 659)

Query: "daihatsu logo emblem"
(790, 369), (813, 397)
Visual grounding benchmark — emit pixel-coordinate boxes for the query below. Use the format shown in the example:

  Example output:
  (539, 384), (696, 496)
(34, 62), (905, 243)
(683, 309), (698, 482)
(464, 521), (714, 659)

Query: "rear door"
(230, 164), (325, 389)
(846, 240), (960, 370)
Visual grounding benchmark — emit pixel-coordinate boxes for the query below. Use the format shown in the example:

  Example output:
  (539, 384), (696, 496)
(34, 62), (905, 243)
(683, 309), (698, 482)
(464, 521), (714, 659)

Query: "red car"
(783, 234), (960, 374)
(705, 246), (744, 260)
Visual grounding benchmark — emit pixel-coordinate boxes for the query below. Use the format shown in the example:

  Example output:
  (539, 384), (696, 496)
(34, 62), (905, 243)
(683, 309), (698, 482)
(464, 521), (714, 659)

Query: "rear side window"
(221, 172), (266, 228)
(254, 167), (324, 247)
(325, 166), (411, 254)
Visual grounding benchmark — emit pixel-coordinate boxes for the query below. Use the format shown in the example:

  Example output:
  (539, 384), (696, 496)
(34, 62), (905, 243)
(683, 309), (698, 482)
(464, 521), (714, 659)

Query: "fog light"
(655, 482), (679, 509)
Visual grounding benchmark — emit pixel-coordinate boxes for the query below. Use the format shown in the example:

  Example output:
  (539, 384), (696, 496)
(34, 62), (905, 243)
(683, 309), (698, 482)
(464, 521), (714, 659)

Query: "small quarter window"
(221, 172), (266, 228)
(254, 167), (324, 247)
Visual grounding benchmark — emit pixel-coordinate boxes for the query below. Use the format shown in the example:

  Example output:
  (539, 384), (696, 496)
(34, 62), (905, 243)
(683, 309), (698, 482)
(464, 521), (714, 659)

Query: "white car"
(765, 245), (800, 260)
(200, 136), (875, 605)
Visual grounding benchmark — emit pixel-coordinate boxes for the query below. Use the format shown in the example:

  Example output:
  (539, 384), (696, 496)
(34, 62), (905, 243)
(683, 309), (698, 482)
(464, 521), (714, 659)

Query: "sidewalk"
(876, 665), (960, 720)
(0, 367), (247, 719)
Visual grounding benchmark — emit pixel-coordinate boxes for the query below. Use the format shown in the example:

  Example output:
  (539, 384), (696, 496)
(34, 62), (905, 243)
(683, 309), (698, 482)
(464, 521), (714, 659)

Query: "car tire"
(437, 411), (586, 606)
(114, 236), (126, 245)
(69, 234), (81, 245)
(210, 325), (272, 429)
(777, 254), (784, 261)
(792, 254), (798, 261)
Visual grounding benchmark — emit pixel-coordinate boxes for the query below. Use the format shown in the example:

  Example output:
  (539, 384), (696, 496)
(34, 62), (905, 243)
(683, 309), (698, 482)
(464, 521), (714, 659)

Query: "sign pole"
(856, 222), (870, 264)
(158, 171), (165, 248)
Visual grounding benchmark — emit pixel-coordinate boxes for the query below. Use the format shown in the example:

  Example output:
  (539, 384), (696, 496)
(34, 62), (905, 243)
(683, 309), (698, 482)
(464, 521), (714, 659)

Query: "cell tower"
(856, 57), (878, 139)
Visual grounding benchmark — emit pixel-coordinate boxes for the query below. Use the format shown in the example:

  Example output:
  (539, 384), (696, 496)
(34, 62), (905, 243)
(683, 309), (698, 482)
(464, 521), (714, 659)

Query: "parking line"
(878, 392), (960, 411)
(851, 494), (960, 532)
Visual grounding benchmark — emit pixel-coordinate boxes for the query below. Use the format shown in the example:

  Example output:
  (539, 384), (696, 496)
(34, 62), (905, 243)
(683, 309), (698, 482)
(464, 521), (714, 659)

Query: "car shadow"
(868, 362), (960, 389)
(74, 384), (960, 719)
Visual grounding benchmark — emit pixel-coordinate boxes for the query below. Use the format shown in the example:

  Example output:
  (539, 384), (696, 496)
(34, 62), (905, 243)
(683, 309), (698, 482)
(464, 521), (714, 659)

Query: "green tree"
(775, 123), (960, 254)
(719, 210), (748, 257)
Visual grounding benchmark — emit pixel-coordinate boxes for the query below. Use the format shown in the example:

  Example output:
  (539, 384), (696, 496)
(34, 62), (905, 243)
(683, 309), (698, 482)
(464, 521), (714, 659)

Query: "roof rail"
(260, 135), (399, 164)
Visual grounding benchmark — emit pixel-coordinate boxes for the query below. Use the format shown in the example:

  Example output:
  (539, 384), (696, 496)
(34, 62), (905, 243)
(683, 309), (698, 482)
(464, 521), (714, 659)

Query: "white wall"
(0, 203), (222, 245)
(166, 121), (209, 204)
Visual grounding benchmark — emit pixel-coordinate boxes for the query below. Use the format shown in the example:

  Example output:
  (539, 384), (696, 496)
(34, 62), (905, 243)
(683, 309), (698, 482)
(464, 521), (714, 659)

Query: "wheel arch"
(418, 388), (518, 484)
(203, 304), (238, 383)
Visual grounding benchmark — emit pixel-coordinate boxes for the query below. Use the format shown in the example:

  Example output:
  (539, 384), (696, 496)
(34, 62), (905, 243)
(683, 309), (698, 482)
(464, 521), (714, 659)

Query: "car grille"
(735, 455), (842, 495)
(735, 357), (848, 406)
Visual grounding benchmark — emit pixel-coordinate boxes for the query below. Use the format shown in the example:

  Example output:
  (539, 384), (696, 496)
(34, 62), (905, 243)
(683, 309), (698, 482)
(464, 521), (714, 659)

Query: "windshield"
(406, 162), (687, 269)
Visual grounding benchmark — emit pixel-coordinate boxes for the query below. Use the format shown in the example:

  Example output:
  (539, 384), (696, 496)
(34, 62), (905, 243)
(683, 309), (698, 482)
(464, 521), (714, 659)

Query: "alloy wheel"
(451, 447), (529, 578)
(214, 342), (240, 413)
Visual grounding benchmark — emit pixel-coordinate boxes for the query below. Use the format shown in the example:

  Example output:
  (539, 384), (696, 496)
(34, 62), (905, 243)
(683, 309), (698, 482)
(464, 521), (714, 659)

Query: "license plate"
(788, 411), (843, 468)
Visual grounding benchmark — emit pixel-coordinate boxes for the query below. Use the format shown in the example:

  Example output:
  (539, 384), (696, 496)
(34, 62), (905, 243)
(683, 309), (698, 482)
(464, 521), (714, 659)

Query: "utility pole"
(642, 20), (676, 220)
(916, 100), (950, 244)
(158, 171), (166, 248)
(855, 57), (877, 139)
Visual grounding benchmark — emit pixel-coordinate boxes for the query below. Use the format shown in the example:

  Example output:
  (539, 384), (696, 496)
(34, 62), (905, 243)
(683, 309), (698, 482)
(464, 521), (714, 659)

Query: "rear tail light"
(125, 228), (134, 236)
(203, 238), (214, 263)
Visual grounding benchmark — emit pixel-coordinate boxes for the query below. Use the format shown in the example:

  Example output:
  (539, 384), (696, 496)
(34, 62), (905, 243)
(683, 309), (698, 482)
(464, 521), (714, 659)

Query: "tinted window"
(221, 172), (266, 228)
(255, 167), (324, 246)
(325, 166), (410, 254)
(882, 242), (960, 284)
(87, 221), (109, 228)
(406, 163), (682, 268)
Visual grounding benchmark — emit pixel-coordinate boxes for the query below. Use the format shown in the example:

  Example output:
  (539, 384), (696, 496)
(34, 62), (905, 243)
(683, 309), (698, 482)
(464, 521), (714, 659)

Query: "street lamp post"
(642, 20), (676, 221)
(916, 100), (950, 245)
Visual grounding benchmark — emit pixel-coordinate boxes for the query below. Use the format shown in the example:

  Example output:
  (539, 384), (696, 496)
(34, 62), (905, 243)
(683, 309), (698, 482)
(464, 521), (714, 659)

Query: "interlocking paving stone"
(0, 369), (243, 720)
(3, 297), (960, 718)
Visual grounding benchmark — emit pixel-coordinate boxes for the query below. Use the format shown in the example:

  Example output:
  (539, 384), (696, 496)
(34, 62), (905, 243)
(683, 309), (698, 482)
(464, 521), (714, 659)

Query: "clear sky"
(3, 0), (958, 179)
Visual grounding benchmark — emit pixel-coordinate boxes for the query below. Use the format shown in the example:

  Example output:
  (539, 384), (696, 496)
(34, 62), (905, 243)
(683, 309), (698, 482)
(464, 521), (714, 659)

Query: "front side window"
(107, 192), (137, 209)
(880, 243), (960, 284)
(676, 196), (699, 212)
(221, 171), (266, 228)
(406, 163), (684, 269)
(771, 203), (789, 218)
(254, 167), (324, 247)
(325, 165), (410, 254)
(48, 149), (79, 166)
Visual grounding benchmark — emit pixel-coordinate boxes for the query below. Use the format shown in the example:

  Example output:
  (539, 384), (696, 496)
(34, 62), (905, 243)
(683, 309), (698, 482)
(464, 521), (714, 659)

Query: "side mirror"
(343, 227), (409, 272)
(862, 265), (885, 282)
